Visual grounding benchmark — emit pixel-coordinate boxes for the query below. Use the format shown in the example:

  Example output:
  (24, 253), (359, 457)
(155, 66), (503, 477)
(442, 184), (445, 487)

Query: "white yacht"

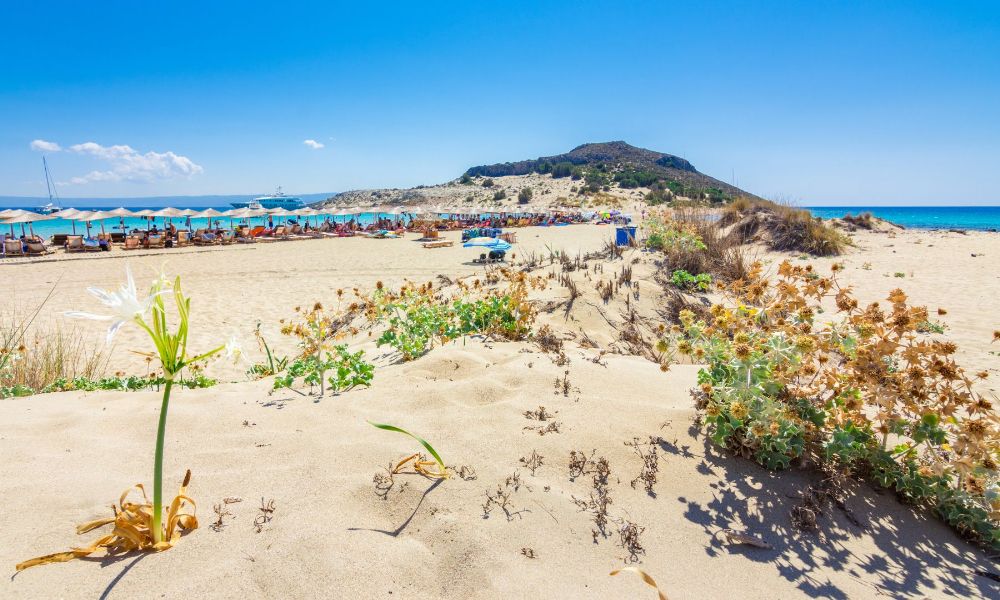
(37, 157), (62, 214)
(231, 187), (303, 210)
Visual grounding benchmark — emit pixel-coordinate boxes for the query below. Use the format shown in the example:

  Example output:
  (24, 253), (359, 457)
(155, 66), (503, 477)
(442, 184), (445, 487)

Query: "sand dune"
(1, 222), (998, 599)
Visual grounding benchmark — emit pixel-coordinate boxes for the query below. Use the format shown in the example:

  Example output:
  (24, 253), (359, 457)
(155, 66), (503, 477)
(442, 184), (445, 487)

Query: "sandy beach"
(1, 220), (998, 599)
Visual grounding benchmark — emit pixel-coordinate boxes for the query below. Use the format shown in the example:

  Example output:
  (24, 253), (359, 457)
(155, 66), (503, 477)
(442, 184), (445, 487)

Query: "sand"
(1, 222), (998, 599)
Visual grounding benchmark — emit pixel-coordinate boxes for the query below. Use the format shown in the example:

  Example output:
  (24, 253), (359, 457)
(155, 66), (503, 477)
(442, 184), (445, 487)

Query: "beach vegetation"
(518, 187), (533, 204)
(721, 198), (846, 256)
(1, 288), (109, 398)
(19, 266), (235, 570)
(278, 302), (370, 397)
(670, 260), (1000, 548)
(482, 178), (494, 188)
(459, 173), (473, 184)
(669, 269), (712, 292)
(273, 344), (373, 396)
(372, 272), (538, 361)
(246, 323), (288, 378)
(493, 189), (507, 201)
(368, 421), (448, 478)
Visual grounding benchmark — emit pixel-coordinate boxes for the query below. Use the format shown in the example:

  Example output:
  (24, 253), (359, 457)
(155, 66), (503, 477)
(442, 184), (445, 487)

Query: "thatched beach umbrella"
(192, 208), (225, 229)
(130, 209), (156, 231)
(1, 210), (56, 238)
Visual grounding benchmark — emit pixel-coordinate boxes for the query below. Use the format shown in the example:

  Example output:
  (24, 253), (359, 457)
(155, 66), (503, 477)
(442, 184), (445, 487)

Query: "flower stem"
(151, 377), (173, 545)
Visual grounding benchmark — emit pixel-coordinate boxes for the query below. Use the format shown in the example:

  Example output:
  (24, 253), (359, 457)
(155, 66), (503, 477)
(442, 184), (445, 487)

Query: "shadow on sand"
(347, 478), (444, 537)
(660, 423), (999, 599)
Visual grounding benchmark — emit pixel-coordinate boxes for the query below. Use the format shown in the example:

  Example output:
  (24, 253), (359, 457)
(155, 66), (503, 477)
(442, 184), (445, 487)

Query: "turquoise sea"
(806, 206), (1000, 231)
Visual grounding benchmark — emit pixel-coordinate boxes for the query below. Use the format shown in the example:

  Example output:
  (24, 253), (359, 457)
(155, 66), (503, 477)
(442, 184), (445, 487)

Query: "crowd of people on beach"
(0, 209), (594, 258)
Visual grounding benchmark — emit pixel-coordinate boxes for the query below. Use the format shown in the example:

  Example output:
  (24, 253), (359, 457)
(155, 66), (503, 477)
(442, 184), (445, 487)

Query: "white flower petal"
(105, 320), (126, 343)
(85, 286), (117, 307)
(65, 311), (115, 321)
(124, 264), (138, 299)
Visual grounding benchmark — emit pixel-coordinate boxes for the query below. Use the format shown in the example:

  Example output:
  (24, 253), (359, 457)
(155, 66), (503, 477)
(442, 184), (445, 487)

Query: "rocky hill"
(317, 141), (757, 211)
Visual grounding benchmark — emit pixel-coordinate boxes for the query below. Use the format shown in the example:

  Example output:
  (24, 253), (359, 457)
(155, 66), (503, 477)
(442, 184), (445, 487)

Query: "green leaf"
(367, 421), (446, 474)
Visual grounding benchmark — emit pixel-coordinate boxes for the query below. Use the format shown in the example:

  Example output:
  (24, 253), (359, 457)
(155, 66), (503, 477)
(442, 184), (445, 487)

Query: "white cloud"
(303, 139), (325, 149)
(65, 142), (204, 184)
(30, 139), (61, 152)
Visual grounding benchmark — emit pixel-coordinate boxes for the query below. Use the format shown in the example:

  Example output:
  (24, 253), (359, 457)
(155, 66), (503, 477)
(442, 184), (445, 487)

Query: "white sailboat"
(37, 156), (62, 214)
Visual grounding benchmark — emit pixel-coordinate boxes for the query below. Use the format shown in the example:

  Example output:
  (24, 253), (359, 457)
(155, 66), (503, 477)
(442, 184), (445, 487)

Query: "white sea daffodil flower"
(224, 335), (246, 364)
(66, 264), (168, 343)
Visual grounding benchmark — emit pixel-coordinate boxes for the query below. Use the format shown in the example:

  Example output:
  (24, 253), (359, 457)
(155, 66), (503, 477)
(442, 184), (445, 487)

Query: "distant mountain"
(465, 141), (754, 201)
(0, 192), (339, 209)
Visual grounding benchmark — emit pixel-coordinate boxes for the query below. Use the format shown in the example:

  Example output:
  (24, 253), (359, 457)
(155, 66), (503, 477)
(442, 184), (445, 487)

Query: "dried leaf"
(610, 566), (669, 600)
(16, 471), (198, 571)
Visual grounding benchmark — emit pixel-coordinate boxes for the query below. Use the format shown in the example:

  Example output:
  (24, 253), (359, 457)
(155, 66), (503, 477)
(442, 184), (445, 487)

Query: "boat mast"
(42, 156), (60, 207)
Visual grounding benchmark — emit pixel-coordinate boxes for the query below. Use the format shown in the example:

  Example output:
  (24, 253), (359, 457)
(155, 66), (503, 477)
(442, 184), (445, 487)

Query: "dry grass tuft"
(720, 199), (846, 256)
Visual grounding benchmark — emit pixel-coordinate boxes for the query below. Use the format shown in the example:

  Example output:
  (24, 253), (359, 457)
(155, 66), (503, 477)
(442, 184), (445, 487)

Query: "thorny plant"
(669, 259), (1000, 547)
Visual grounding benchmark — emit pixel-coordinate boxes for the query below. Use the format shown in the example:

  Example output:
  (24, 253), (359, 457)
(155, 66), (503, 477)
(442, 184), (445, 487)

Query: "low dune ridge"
(1, 219), (998, 599)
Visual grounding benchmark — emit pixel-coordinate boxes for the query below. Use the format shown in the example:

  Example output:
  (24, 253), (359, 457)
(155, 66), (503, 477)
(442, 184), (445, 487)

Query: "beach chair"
(65, 235), (85, 253)
(3, 238), (24, 257)
(193, 231), (218, 246)
(146, 234), (165, 249)
(123, 236), (141, 250)
(82, 237), (103, 252)
(175, 231), (191, 247)
(272, 226), (289, 240)
(25, 241), (50, 256)
(422, 240), (454, 249)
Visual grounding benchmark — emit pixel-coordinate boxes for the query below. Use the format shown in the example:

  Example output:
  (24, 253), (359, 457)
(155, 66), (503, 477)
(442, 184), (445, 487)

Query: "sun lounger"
(3, 238), (24, 257)
(65, 235), (85, 253)
(146, 234), (166, 249)
(124, 236), (141, 250)
(82, 237), (103, 252)
(193, 231), (218, 245)
(220, 231), (235, 244)
(422, 240), (454, 248)
(25, 241), (50, 256)
(175, 231), (191, 247)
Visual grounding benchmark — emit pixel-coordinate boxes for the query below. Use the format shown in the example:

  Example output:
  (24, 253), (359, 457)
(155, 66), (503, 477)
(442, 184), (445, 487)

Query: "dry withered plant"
(627, 437), (662, 496)
(524, 405), (554, 421)
(483, 471), (530, 521)
(254, 498), (276, 533)
(520, 450), (545, 475)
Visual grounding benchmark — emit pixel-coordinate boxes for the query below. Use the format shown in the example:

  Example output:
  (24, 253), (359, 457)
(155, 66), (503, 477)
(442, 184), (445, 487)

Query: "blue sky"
(1, 1), (998, 205)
